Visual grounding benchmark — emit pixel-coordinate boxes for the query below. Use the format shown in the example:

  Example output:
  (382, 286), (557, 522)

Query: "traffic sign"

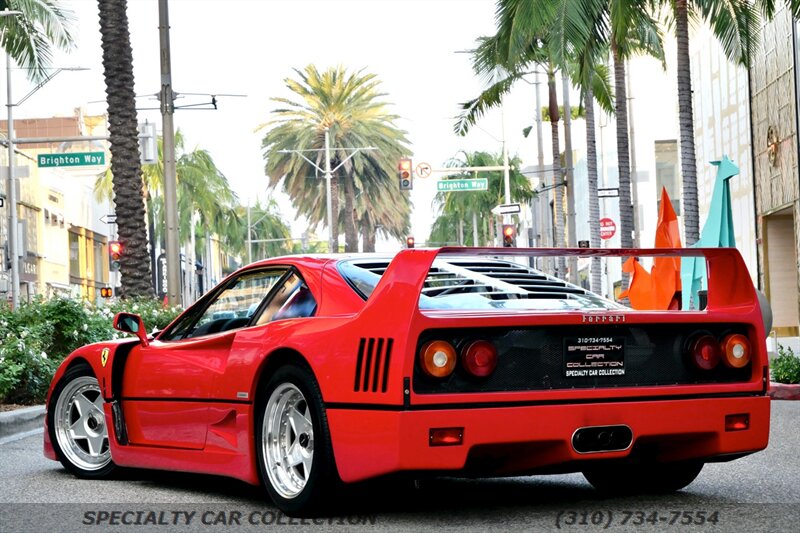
(437, 178), (488, 192)
(415, 162), (432, 178)
(600, 217), (616, 240)
(100, 214), (117, 225)
(491, 203), (521, 215)
(38, 152), (106, 168)
(598, 187), (619, 198)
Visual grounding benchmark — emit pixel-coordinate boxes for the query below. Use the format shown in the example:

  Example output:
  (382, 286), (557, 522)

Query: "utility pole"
(159, 0), (181, 306)
(279, 129), (375, 253)
(324, 129), (333, 253)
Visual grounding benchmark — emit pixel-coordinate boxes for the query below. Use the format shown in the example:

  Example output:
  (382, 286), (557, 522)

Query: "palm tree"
(651, 1), (760, 245)
(429, 151), (534, 246)
(260, 65), (411, 252)
(228, 199), (291, 262)
(0, 0), (75, 82)
(95, 130), (251, 287)
(97, 0), (151, 296)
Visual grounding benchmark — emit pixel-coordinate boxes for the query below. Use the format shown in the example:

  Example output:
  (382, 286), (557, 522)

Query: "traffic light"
(406, 236), (415, 248)
(502, 224), (516, 247)
(398, 158), (413, 190)
(100, 287), (113, 298)
(108, 241), (123, 271)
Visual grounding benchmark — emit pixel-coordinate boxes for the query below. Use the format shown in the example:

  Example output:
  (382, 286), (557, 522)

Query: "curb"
(0, 405), (45, 443)
(769, 382), (800, 401)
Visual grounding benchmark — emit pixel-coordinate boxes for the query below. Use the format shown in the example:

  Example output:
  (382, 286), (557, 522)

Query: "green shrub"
(0, 297), (182, 404)
(771, 345), (800, 385)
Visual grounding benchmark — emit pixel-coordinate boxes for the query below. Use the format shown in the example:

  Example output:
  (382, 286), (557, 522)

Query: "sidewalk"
(0, 405), (45, 445)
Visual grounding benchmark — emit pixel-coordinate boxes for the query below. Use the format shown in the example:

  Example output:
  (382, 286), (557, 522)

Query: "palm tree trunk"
(548, 69), (566, 279)
(612, 40), (634, 296)
(585, 84), (602, 294)
(562, 72), (578, 285)
(98, 0), (153, 297)
(146, 191), (157, 294)
(675, 0), (699, 245)
(361, 216), (376, 252)
(330, 175), (340, 252)
(343, 172), (358, 252)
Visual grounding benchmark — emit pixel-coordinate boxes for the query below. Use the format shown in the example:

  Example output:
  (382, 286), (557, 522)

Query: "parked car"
(43, 247), (771, 514)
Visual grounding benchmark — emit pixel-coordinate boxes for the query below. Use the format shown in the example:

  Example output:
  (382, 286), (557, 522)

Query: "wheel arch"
(252, 347), (314, 407)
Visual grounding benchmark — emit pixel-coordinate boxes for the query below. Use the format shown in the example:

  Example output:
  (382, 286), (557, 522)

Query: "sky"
(6, 0), (550, 250)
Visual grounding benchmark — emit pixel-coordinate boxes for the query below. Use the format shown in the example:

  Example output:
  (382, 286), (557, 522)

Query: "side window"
(161, 269), (285, 340)
(254, 272), (317, 325)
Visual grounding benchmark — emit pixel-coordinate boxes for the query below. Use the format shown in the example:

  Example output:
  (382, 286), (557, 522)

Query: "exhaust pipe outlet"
(572, 425), (632, 453)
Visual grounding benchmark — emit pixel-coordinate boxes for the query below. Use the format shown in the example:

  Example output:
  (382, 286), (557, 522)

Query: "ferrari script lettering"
(582, 314), (626, 323)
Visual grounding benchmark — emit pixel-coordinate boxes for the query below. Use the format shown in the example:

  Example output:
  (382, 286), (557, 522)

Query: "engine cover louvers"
(354, 337), (393, 392)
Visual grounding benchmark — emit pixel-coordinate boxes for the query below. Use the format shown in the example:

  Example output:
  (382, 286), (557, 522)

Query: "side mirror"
(113, 312), (149, 347)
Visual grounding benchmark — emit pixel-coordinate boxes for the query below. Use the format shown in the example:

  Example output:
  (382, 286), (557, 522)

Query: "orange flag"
(651, 187), (682, 309)
(620, 187), (683, 310)
(619, 257), (655, 309)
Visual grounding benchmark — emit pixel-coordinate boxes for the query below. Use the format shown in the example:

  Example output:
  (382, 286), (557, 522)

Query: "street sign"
(491, 203), (521, 215)
(598, 187), (619, 198)
(578, 240), (590, 248)
(415, 162), (432, 178)
(600, 217), (617, 240)
(0, 166), (30, 179)
(38, 152), (106, 168)
(100, 214), (117, 225)
(437, 178), (488, 192)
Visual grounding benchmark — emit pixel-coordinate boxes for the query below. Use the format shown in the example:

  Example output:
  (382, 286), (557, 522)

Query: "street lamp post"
(3, 9), (22, 309)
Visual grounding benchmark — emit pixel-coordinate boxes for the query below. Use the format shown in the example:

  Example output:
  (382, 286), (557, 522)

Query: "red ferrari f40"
(43, 248), (771, 514)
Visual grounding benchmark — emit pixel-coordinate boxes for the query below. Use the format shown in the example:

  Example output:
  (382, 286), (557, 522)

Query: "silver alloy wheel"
(262, 383), (314, 499)
(53, 375), (111, 471)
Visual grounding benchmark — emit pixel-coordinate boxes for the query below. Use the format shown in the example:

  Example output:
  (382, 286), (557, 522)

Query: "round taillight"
(690, 334), (721, 370)
(721, 333), (751, 369)
(419, 340), (457, 378)
(461, 340), (497, 378)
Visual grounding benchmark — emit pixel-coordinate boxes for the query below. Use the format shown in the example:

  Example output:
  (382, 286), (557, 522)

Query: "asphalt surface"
(1, 402), (799, 532)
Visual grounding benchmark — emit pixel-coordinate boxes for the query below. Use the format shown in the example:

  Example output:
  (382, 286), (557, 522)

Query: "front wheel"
(582, 460), (704, 495)
(256, 364), (337, 515)
(49, 364), (116, 478)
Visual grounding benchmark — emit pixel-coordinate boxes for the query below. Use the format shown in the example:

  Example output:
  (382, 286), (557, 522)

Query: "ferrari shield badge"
(101, 348), (110, 368)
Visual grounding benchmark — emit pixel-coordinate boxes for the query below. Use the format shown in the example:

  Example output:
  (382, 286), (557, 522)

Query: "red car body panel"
(44, 247), (771, 488)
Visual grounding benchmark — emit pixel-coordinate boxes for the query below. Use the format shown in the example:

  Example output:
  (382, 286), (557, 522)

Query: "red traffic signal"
(100, 287), (113, 298)
(398, 158), (413, 190)
(406, 236), (415, 248)
(108, 241), (123, 271)
(502, 224), (516, 247)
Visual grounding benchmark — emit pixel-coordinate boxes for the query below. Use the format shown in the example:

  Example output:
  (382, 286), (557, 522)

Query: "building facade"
(748, 5), (800, 345)
(1, 112), (114, 303)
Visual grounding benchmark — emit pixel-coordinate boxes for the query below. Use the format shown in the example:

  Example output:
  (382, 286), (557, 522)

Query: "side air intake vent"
(354, 337), (393, 393)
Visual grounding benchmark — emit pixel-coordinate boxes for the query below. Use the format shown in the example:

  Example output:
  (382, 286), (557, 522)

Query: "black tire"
(255, 363), (337, 516)
(48, 364), (116, 478)
(583, 460), (703, 495)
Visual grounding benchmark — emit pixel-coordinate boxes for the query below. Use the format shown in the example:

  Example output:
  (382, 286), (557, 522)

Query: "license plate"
(563, 336), (625, 377)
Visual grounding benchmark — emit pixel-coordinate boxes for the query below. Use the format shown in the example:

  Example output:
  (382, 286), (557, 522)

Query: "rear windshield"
(337, 257), (621, 311)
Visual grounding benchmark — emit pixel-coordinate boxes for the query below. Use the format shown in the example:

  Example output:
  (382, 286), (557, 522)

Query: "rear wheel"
(49, 364), (115, 478)
(583, 460), (703, 495)
(256, 364), (336, 515)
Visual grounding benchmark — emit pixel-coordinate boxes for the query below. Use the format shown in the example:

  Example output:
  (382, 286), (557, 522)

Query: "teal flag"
(681, 155), (739, 309)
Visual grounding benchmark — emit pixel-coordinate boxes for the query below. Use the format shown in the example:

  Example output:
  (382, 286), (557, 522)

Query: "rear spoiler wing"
(359, 247), (761, 320)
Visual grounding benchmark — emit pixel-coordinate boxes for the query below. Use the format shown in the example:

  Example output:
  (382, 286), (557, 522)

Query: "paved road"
(1, 402), (799, 532)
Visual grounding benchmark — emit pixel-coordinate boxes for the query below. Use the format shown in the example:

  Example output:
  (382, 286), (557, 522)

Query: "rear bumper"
(326, 395), (770, 483)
